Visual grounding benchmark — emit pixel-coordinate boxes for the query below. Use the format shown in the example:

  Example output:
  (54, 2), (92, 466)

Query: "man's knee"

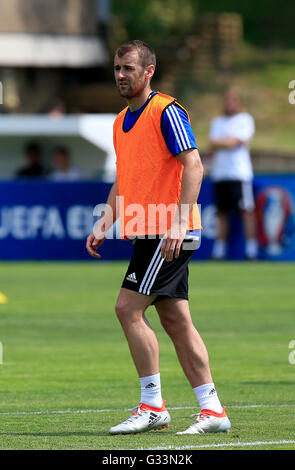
(157, 300), (193, 339)
(160, 311), (187, 338)
(115, 298), (142, 327)
(115, 298), (130, 322)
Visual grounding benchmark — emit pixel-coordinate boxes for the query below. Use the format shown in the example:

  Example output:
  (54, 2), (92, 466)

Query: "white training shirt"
(50, 167), (82, 182)
(209, 112), (255, 182)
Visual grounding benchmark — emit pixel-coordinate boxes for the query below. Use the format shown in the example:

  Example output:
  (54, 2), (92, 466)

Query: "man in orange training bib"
(86, 40), (231, 435)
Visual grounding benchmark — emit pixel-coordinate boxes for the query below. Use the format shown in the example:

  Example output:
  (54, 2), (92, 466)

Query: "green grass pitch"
(0, 261), (295, 450)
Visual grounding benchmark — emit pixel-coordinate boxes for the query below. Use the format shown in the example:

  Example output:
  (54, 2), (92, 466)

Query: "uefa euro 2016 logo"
(256, 186), (295, 256)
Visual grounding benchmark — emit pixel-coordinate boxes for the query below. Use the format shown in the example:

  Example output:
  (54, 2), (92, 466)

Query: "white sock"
(212, 240), (226, 259)
(245, 238), (258, 259)
(140, 373), (163, 408)
(193, 383), (223, 413)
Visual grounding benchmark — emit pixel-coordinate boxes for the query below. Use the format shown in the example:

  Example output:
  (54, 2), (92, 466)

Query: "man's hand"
(161, 148), (203, 262)
(161, 224), (186, 262)
(86, 233), (105, 259)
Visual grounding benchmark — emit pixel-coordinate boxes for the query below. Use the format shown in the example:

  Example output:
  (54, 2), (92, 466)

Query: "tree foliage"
(112, 0), (199, 48)
(112, 0), (295, 48)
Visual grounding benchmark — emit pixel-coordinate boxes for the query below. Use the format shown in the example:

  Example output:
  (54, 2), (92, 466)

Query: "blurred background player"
(209, 87), (258, 260)
(46, 99), (67, 117)
(50, 146), (82, 182)
(15, 142), (48, 178)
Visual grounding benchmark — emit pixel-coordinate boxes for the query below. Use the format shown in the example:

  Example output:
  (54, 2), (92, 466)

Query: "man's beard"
(224, 109), (238, 116)
(117, 80), (144, 98)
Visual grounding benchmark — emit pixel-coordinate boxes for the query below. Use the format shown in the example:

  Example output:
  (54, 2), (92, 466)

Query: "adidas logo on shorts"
(126, 272), (137, 283)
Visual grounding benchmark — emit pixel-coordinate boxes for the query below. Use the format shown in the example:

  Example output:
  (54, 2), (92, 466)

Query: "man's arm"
(86, 179), (119, 259)
(161, 148), (204, 261)
(209, 137), (244, 150)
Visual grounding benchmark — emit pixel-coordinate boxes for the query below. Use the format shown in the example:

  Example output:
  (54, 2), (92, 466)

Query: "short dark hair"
(115, 40), (156, 68)
(53, 146), (70, 157)
(25, 142), (41, 155)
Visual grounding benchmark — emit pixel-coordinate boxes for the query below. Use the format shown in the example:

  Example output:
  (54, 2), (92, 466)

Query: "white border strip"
(165, 107), (184, 152)
(137, 440), (295, 451)
(170, 105), (191, 148)
(139, 239), (163, 294)
(0, 403), (294, 416)
(147, 257), (165, 295)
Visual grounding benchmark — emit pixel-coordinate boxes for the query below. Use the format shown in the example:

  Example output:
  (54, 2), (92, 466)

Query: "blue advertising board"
(0, 176), (295, 261)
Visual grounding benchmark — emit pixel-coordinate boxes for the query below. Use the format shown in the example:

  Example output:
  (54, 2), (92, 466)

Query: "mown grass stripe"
(137, 440), (295, 450)
(1, 403), (294, 416)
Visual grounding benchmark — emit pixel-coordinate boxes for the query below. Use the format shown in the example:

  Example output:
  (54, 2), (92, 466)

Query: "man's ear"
(145, 64), (155, 80)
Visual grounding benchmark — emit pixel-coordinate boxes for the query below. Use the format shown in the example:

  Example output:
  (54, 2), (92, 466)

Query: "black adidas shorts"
(121, 236), (197, 304)
(214, 180), (255, 212)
